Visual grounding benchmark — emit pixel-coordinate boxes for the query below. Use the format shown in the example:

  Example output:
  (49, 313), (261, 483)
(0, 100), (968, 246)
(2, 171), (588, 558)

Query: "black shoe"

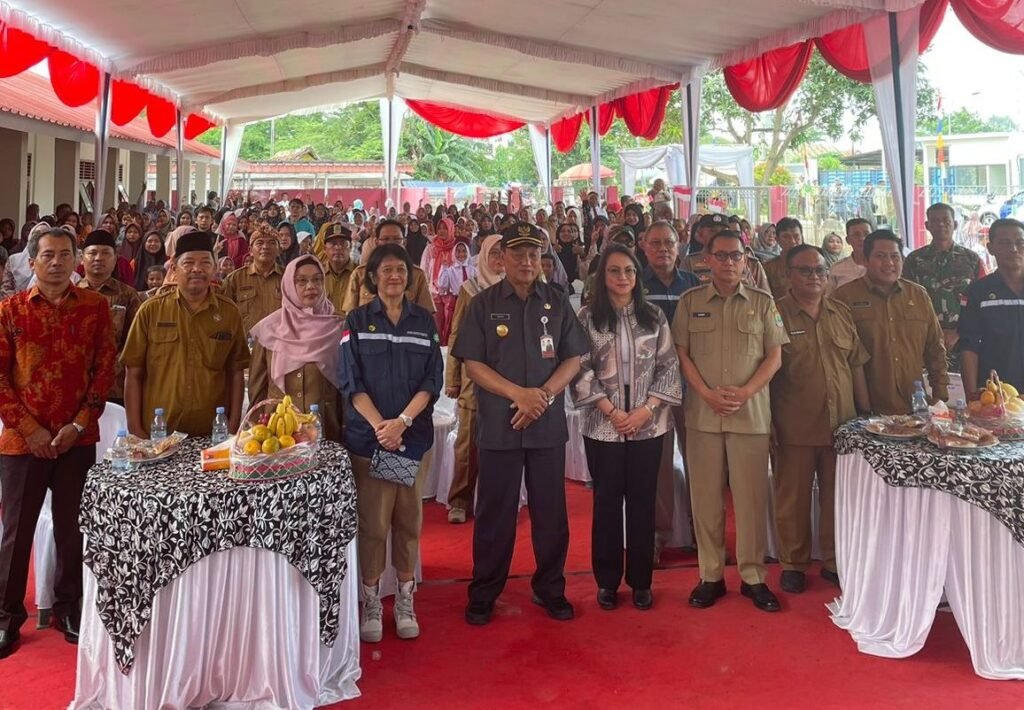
(532, 594), (574, 621)
(465, 600), (494, 625)
(821, 568), (840, 587)
(596, 588), (618, 611)
(688, 579), (726, 608)
(0, 629), (20, 659)
(465, 600), (495, 626)
(780, 570), (807, 594)
(740, 582), (781, 612)
(632, 588), (653, 610)
(56, 614), (80, 644)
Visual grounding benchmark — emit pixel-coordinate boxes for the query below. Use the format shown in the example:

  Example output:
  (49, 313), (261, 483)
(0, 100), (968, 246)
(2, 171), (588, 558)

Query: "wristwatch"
(71, 422), (85, 434)
(644, 403), (657, 418)
(398, 414), (413, 428)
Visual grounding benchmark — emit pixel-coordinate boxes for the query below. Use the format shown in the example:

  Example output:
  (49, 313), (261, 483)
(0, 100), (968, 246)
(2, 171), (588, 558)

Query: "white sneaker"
(360, 583), (383, 643)
(394, 580), (420, 640)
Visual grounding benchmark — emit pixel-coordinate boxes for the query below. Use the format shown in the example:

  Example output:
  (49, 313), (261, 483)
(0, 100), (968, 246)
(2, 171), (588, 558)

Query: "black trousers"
(469, 446), (568, 604)
(584, 435), (664, 591)
(0, 445), (94, 633)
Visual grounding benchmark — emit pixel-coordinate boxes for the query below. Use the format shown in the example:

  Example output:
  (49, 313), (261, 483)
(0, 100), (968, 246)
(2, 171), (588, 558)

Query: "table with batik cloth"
(829, 420), (1024, 680)
(70, 438), (361, 709)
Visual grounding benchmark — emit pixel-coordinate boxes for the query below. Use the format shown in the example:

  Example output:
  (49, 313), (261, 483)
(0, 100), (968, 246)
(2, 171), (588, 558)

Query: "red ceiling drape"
(816, 0), (949, 82)
(0, 24), (51, 78)
(953, 0), (1024, 53)
(111, 80), (149, 125)
(185, 114), (217, 140)
(551, 113), (584, 152)
(405, 99), (525, 138)
(47, 49), (100, 107)
(583, 102), (617, 136)
(723, 40), (814, 112)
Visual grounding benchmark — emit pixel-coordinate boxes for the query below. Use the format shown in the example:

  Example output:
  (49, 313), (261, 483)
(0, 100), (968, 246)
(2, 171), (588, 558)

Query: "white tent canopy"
(5, 0), (924, 125)
(618, 144), (756, 212)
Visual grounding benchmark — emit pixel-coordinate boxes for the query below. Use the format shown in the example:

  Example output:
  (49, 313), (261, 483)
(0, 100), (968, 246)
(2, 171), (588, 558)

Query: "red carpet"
(1, 482), (1019, 709)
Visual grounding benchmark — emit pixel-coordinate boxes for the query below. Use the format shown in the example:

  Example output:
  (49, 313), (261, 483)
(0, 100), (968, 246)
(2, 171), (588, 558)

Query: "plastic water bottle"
(952, 399), (968, 434)
(912, 381), (929, 418)
(309, 404), (323, 449)
(110, 429), (131, 473)
(150, 408), (167, 441)
(211, 407), (229, 445)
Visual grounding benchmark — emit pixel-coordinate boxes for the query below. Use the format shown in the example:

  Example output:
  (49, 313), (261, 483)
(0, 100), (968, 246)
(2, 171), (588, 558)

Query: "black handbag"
(369, 447), (421, 487)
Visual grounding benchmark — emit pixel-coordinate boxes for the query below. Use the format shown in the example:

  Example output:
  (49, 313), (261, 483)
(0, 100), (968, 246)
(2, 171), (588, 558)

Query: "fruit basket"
(967, 370), (1024, 441)
(229, 396), (319, 481)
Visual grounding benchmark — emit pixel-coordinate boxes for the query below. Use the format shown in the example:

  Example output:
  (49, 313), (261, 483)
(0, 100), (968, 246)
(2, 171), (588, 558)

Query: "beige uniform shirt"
(672, 283), (789, 434)
(832, 276), (948, 414)
(220, 263), (284, 333)
(324, 260), (356, 319)
(341, 264), (435, 316)
(763, 256), (791, 300)
(771, 295), (870, 446)
(120, 289), (250, 436)
(78, 277), (142, 400)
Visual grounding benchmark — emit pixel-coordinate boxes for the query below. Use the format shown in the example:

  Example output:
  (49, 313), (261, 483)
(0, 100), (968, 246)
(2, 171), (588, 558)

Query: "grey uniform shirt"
(451, 279), (590, 450)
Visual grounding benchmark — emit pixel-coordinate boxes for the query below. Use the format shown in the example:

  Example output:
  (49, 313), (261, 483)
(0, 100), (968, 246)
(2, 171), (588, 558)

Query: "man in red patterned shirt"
(0, 227), (116, 659)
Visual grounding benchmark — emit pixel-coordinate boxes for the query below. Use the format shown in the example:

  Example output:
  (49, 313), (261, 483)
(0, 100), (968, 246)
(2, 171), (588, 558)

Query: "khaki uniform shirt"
(446, 282), (479, 411)
(121, 289), (250, 436)
(763, 256), (791, 300)
(672, 283), (789, 435)
(324, 260), (356, 319)
(832, 276), (949, 415)
(771, 295), (870, 446)
(248, 345), (342, 442)
(78, 277), (142, 401)
(220, 263), (284, 333)
(341, 264), (435, 316)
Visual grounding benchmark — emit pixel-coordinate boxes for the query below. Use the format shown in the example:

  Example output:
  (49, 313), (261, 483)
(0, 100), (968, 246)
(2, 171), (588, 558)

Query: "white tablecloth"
(828, 451), (1024, 680)
(71, 542), (361, 709)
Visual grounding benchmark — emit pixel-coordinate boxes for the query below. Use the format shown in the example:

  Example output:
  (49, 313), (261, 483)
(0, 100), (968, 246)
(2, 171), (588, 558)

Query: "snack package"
(201, 437), (234, 471)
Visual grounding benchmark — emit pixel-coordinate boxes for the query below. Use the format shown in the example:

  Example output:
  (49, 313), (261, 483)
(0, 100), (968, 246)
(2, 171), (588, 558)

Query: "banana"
(268, 413), (280, 433)
(276, 418), (287, 438)
(284, 412), (298, 435)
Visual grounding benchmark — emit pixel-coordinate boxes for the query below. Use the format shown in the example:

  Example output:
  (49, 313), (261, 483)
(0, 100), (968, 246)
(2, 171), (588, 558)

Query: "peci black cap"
(175, 230), (216, 256)
(82, 229), (117, 250)
(501, 222), (545, 249)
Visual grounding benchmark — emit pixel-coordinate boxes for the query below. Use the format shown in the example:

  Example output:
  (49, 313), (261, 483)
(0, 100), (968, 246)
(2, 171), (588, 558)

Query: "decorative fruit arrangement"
(236, 395), (318, 456)
(228, 396), (319, 481)
(968, 370), (1024, 440)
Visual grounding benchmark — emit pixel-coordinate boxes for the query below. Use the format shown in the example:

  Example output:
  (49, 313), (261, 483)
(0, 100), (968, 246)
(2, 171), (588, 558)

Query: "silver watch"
(72, 422), (85, 434)
(399, 414), (413, 428)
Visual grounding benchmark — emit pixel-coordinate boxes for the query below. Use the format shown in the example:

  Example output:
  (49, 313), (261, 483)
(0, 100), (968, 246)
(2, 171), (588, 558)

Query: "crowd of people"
(0, 186), (1021, 661)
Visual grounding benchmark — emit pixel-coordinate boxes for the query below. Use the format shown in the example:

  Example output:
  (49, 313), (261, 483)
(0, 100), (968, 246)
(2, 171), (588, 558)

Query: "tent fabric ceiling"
(3, 0), (927, 126)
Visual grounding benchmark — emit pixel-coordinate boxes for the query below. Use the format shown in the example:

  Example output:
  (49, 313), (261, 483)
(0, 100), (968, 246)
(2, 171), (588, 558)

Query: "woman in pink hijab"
(248, 255), (344, 441)
(419, 216), (458, 343)
(215, 212), (250, 269)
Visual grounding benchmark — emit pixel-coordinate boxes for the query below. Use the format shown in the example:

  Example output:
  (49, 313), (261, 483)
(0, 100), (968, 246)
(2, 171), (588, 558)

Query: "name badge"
(156, 321), (176, 328)
(540, 315), (555, 359)
(692, 312), (711, 318)
(211, 330), (233, 342)
(789, 330), (806, 336)
(490, 313), (510, 320)
(850, 301), (871, 309)
(111, 304), (126, 311)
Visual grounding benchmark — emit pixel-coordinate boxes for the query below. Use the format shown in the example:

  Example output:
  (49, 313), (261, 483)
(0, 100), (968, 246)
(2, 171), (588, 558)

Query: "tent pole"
(93, 71), (112, 214)
(590, 106), (601, 197)
(175, 108), (185, 210)
(889, 11), (909, 243)
(219, 125), (228, 202)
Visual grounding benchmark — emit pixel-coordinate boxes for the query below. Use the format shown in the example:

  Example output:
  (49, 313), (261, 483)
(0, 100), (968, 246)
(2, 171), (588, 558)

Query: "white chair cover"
(71, 542), (361, 709)
(423, 394), (457, 501)
(34, 403), (126, 615)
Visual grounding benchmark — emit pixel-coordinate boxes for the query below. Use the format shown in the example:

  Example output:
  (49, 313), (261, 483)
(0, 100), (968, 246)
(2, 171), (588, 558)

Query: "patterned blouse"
(572, 302), (682, 442)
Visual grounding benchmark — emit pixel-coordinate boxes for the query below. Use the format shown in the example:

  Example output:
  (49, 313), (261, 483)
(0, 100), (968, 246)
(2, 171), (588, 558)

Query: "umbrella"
(559, 163), (614, 181)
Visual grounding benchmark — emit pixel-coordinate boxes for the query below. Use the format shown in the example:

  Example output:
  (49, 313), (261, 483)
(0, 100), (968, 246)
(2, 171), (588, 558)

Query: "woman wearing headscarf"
(420, 216), (458, 343)
(248, 254), (345, 441)
(133, 230), (168, 292)
(164, 224), (197, 261)
(537, 225), (569, 290)
(822, 232), (845, 268)
(444, 234), (505, 523)
(623, 203), (646, 243)
(751, 223), (781, 263)
(406, 218), (428, 265)
(215, 212), (250, 269)
(276, 222), (302, 267)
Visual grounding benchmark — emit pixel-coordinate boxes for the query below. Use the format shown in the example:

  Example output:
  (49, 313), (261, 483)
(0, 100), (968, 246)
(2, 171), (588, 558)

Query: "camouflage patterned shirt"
(902, 242), (985, 330)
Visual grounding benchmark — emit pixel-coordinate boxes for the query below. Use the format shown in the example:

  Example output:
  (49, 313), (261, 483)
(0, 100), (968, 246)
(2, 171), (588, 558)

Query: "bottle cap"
(116, 428), (127, 436)
(155, 408), (164, 415)
(310, 404), (320, 412)
(216, 407), (225, 414)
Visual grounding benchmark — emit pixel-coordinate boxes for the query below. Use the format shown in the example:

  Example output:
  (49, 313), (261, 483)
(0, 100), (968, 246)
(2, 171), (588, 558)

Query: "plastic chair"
(34, 403), (126, 627)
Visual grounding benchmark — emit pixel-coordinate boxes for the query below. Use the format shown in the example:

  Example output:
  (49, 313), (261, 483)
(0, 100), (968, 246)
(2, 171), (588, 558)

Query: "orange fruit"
(261, 437), (281, 454)
(980, 391), (996, 406)
(279, 434), (296, 449)
(243, 440), (261, 456)
(251, 425), (271, 442)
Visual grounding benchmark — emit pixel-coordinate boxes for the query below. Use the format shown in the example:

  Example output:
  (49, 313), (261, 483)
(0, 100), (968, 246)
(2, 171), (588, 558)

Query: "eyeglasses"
(791, 266), (829, 278)
(606, 267), (637, 278)
(646, 240), (677, 250)
(711, 251), (744, 263)
(295, 276), (324, 288)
